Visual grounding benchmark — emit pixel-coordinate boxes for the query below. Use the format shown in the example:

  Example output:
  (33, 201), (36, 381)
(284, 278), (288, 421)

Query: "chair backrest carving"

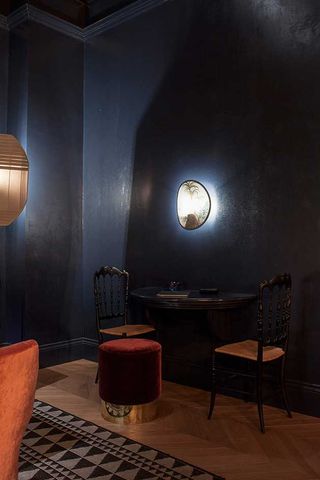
(93, 266), (129, 337)
(257, 273), (291, 350)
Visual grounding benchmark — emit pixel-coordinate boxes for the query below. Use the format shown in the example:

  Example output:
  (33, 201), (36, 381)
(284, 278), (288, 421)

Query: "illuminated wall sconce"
(0, 134), (29, 226)
(177, 180), (211, 230)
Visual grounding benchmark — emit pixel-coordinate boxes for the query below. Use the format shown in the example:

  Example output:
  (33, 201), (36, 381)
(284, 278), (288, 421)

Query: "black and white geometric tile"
(19, 401), (224, 480)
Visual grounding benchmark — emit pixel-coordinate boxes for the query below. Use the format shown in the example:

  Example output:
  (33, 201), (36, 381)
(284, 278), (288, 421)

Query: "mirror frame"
(176, 179), (211, 230)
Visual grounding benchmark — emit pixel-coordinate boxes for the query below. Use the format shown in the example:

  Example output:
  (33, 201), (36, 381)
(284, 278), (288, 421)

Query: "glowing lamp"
(0, 134), (29, 226)
(177, 180), (211, 230)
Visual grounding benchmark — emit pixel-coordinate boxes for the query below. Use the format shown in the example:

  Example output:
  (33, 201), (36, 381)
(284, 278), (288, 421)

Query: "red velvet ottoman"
(99, 338), (161, 423)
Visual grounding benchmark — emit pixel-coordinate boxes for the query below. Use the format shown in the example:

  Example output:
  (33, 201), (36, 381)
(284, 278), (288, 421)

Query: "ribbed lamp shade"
(0, 134), (29, 226)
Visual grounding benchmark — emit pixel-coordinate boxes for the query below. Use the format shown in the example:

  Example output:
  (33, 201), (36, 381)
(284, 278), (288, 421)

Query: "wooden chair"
(93, 266), (155, 382)
(208, 273), (292, 432)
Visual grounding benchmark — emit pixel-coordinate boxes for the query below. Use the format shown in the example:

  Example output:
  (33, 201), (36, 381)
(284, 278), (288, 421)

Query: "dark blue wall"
(6, 24), (28, 343)
(25, 23), (83, 344)
(4, 22), (83, 346)
(83, 0), (195, 338)
(1, 0), (320, 414)
(0, 27), (8, 132)
(125, 0), (320, 412)
(0, 26), (9, 342)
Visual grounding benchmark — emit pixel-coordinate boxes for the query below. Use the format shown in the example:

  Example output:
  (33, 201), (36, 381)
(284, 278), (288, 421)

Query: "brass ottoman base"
(101, 400), (158, 424)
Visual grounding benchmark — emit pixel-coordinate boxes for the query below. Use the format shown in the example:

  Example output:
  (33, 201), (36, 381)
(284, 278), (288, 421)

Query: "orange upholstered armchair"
(0, 340), (39, 480)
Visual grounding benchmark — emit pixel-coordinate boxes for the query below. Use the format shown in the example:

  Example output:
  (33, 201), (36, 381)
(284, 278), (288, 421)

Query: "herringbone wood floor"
(36, 359), (320, 480)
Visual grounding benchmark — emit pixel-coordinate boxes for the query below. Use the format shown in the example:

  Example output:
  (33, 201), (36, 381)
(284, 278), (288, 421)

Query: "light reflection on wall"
(249, 0), (314, 51)
(205, 182), (218, 226)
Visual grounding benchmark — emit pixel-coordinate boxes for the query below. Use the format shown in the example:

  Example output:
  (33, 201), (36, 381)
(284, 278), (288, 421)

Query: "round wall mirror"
(177, 180), (211, 230)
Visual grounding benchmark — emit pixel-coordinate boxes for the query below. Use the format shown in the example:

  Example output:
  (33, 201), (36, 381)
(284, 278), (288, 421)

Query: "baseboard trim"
(39, 337), (98, 367)
(287, 378), (320, 395)
(82, 337), (98, 347)
(286, 379), (320, 417)
(39, 337), (84, 351)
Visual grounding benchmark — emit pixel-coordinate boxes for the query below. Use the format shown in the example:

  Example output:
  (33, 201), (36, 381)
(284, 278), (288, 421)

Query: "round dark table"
(131, 287), (256, 311)
(131, 287), (257, 385)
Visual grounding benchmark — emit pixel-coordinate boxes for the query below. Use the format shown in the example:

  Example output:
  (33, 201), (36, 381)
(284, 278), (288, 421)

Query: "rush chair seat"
(93, 266), (156, 382)
(0, 340), (39, 480)
(208, 273), (292, 433)
(215, 339), (285, 362)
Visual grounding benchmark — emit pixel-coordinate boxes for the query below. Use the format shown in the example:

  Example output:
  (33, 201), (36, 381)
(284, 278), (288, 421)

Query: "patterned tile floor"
(19, 401), (224, 480)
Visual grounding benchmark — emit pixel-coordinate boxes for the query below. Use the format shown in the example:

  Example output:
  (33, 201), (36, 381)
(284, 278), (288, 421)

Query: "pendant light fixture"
(0, 134), (29, 226)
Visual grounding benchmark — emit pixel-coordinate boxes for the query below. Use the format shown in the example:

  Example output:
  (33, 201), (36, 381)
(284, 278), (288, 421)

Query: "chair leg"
(243, 360), (250, 403)
(256, 362), (265, 433)
(280, 356), (292, 418)
(155, 327), (161, 344)
(95, 366), (99, 384)
(208, 350), (217, 420)
(95, 334), (104, 384)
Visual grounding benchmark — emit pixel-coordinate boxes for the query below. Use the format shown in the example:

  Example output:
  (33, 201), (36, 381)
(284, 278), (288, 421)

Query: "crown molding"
(8, 4), (83, 40)
(4, 0), (171, 40)
(83, 0), (171, 40)
(6, 4), (28, 30)
(0, 14), (8, 31)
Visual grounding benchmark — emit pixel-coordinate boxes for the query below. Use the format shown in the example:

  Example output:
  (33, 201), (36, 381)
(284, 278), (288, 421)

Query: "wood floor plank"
(35, 359), (320, 480)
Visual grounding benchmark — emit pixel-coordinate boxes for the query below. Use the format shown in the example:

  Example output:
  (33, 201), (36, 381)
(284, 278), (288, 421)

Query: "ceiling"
(0, 0), (138, 27)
